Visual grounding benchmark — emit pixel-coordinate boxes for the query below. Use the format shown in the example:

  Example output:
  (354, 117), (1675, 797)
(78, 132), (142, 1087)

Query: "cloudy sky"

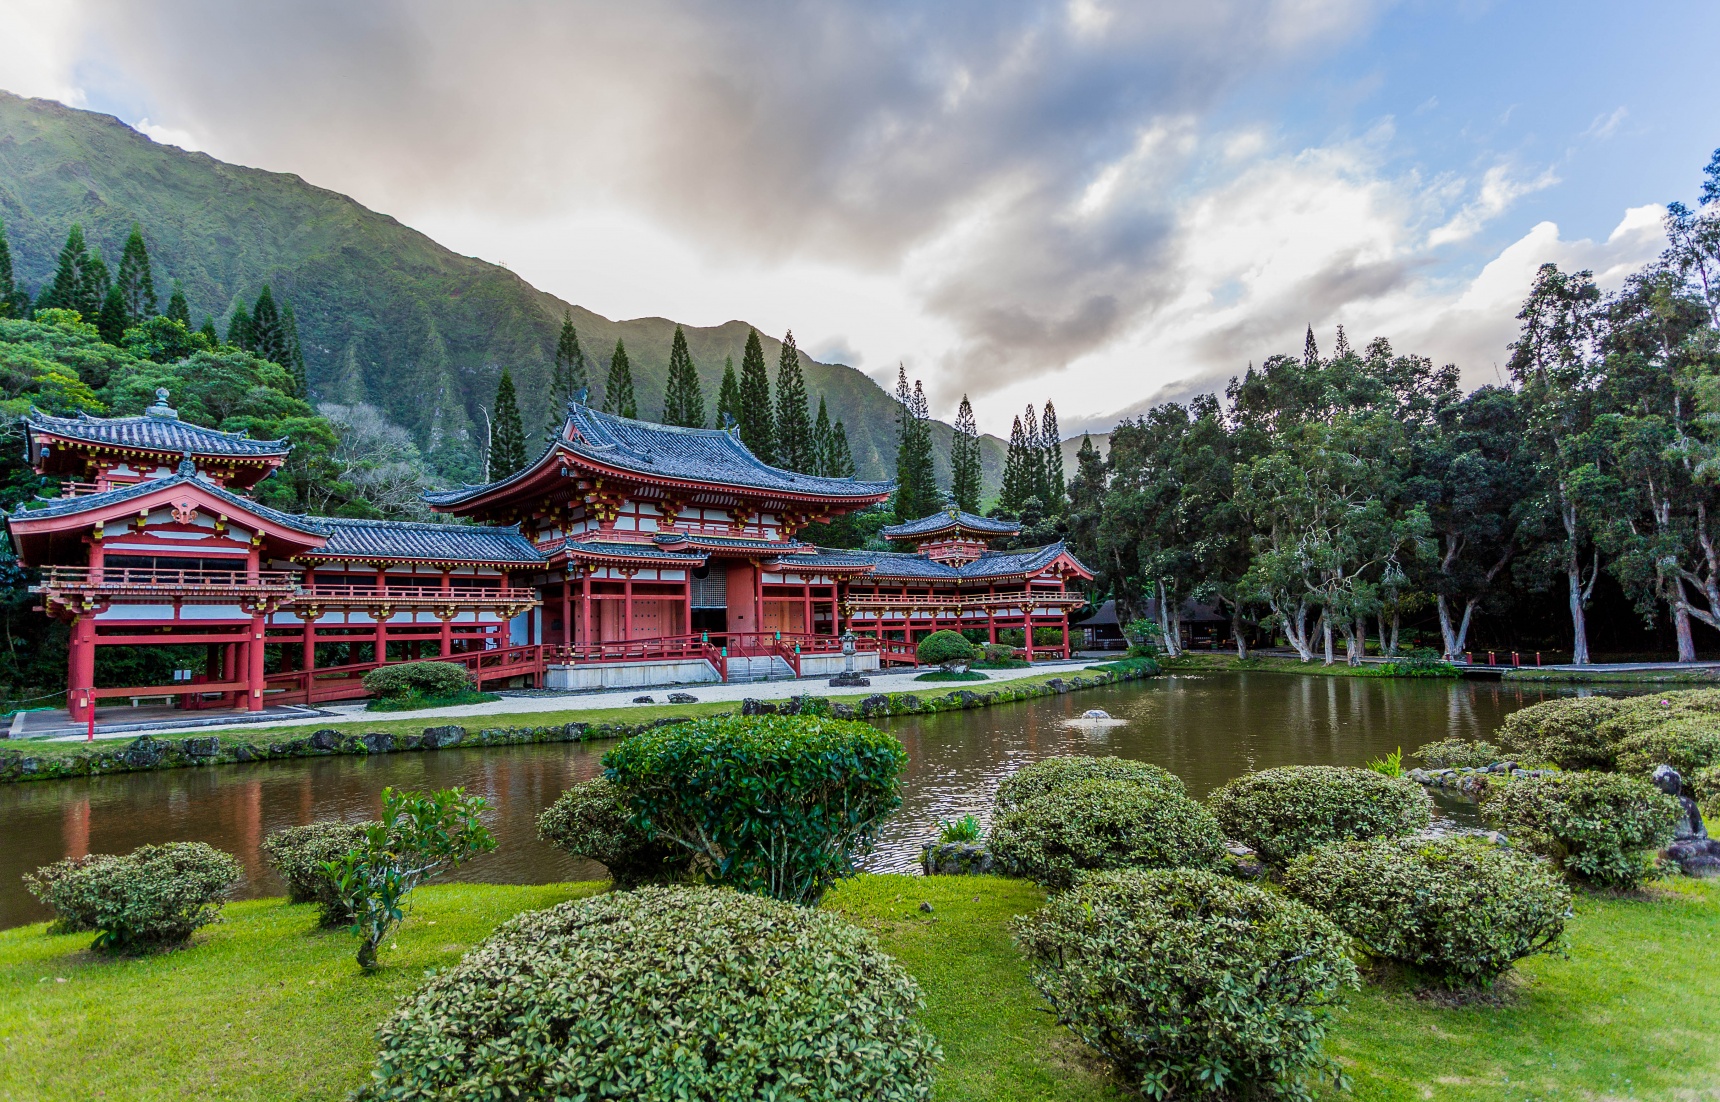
(4, 1), (1716, 434)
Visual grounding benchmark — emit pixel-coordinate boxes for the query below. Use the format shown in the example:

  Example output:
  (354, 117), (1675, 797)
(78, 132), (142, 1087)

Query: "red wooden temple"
(7, 390), (1091, 721)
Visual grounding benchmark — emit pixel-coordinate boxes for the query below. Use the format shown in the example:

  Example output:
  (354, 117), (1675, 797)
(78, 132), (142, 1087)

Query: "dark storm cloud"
(72, 0), (1378, 392)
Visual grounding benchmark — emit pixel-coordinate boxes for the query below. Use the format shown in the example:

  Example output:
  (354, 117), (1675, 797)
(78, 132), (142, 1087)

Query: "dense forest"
(1039, 149), (1720, 666)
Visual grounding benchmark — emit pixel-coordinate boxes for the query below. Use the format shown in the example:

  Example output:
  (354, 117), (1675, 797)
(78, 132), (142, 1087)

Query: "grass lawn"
(2, 874), (1715, 1100)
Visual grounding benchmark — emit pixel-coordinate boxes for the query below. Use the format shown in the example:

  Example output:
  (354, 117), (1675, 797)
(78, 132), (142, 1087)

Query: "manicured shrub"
(975, 642), (1022, 666)
(1691, 764), (1720, 823)
(990, 778), (1225, 889)
(1596, 689), (1720, 747)
(360, 660), (472, 700)
(24, 842), (242, 953)
(1283, 836), (1571, 988)
(260, 820), (373, 926)
(1208, 766), (1431, 866)
(1013, 868), (1356, 1101)
(1484, 771), (1680, 889)
(1413, 738), (1503, 769)
(916, 629), (975, 670)
(1611, 718), (1720, 777)
(603, 714), (905, 905)
(357, 885), (941, 1101)
(537, 777), (683, 889)
(329, 787), (496, 967)
(1493, 696), (1623, 769)
(993, 754), (1183, 813)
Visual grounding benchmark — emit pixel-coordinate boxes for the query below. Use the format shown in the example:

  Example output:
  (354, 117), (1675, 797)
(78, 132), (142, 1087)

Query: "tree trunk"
(1320, 612), (1334, 666)
(1562, 497), (1591, 665)
(1388, 610), (1401, 658)
(1672, 577), (1697, 663)
(1345, 615), (1363, 666)
(1232, 604), (1249, 660)
(1156, 581), (1181, 658)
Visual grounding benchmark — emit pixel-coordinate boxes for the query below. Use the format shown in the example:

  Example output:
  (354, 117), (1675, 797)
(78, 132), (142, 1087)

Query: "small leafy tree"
(328, 787), (496, 967)
(917, 629), (976, 671)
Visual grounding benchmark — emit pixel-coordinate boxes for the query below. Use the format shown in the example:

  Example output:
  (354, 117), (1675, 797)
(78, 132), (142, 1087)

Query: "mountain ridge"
(0, 90), (1009, 494)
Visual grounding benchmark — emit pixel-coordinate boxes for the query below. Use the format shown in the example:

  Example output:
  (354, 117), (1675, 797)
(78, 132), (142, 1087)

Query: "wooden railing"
(546, 632), (875, 679)
(36, 566), (298, 598)
(843, 592), (1087, 613)
(266, 643), (549, 704)
(295, 584), (539, 612)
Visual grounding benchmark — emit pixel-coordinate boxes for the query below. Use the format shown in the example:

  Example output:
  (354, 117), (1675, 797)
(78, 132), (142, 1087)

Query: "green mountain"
(0, 90), (1007, 494)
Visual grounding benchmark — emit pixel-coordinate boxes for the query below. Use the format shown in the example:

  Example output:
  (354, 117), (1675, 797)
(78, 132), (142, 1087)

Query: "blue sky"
(3, 1), (1714, 435)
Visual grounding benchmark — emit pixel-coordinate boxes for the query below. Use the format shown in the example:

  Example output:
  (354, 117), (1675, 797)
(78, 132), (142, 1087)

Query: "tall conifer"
(1302, 325), (1320, 369)
(998, 415), (1032, 513)
(951, 394), (982, 513)
(551, 312), (586, 404)
(250, 286), (286, 365)
(737, 328), (774, 462)
(892, 365), (938, 521)
(227, 303), (253, 350)
(1022, 403), (1046, 504)
(661, 324), (705, 427)
(812, 396), (833, 475)
(114, 223), (158, 324)
(715, 355), (741, 430)
(42, 225), (108, 320)
(774, 330), (814, 471)
(164, 282), (191, 327)
(490, 368), (528, 478)
(199, 317), (219, 345)
(827, 419), (856, 478)
(281, 301), (307, 396)
(603, 339), (637, 418)
(1040, 400), (1065, 508)
(96, 286), (127, 345)
(0, 216), (16, 318)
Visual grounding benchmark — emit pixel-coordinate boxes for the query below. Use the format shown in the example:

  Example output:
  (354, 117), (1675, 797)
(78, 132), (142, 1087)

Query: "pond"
(0, 672), (1588, 928)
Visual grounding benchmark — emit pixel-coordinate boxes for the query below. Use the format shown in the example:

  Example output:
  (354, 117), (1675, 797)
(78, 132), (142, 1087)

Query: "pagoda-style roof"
(881, 508), (1020, 541)
(772, 541), (1093, 583)
(652, 532), (812, 555)
(7, 470), (329, 534)
(424, 402), (893, 515)
(26, 405), (289, 459)
(305, 518), (545, 567)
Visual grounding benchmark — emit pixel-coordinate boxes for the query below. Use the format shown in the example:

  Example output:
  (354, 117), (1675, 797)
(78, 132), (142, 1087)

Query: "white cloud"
(1426, 162), (1560, 247)
(134, 117), (200, 151)
(1584, 105), (1628, 140)
(0, 2), (90, 106)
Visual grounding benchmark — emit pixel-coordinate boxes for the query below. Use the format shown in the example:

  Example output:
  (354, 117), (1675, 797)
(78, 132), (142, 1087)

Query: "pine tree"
(736, 328), (774, 462)
(1302, 324), (1320, 369)
(1331, 323), (1351, 361)
(661, 324), (705, 427)
(827, 419), (856, 477)
(812, 396), (833, 475)
(250, 286), (287, 365)
(551, 312), (586, 405)
(774, 330), (814, 471)
(1021, 403), (1047, 504)
(1040, 400), (1065, 508)
(951, 394), (983, 513)
(489, 368), (528, 478)
(227, 303), (253, 350)
(715, 355), (741, 430)
(41, 225), (108, 320)
(198, 317), (220, 346)
(164, 282), (191, 327)
(892, 365), (939, 521)
(0, 216), (15, 318)
(998, 415), (1032, 513)
(281, 301), (307, 396)
(603, 339), (638, 418)
(96, 285), (128, 345)
(114, 223), (158, 324)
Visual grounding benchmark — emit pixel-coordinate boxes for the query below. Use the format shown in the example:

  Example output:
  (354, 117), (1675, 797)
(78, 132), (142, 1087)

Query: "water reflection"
(0, 672), (1597, 927)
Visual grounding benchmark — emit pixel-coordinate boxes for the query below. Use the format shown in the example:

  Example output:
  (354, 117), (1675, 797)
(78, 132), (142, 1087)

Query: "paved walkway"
(47, 657), (1109, 742)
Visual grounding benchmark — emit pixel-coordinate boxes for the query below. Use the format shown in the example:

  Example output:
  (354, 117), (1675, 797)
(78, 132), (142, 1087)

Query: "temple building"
(7, 391), (1091, 725)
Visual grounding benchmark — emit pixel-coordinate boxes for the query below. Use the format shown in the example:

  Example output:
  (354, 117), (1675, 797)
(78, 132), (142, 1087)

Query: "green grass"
(365, 689), (500, 712)
(1504, 667), (1720, 684)
(13, 667), (1108, 763)
(3, 874), (1716, 1100)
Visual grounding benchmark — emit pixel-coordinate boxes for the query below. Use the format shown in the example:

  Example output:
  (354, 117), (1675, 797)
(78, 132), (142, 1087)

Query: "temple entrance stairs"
(724, 655), (798, 683)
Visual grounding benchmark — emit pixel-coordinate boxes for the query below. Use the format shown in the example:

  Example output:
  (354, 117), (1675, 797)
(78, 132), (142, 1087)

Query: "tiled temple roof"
(776, 541), (1090, 582)
(652, 532), (811, 554)
(424, 403), (894, 506)
(550, 538), (709, 564)
(25, 406), (289, 458)
(881, 508), (1021, 540)
(311, 518), (544, 564)
(6, 471), (330, 536)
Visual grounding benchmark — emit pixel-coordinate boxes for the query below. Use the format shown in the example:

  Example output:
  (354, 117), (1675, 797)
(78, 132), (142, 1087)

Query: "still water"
(0, 672), (1586, 928)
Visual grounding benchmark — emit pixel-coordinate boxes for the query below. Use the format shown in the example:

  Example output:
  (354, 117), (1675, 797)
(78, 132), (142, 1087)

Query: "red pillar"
(623, 572), (634, 640)
(374, 567), (388, 665)
(247, 612), (266, 711)
(754, 562), (764, 638)
(802, 581), (812, 639)
(68, 613), (96, 721)
(561, 577), (572, 647)
(300, 566), (316, 676)
(581, 571), (592, 647)
(440, 570), (452, 656)
(1024, 597), (1035, 663)
(682, 573), (693, 638)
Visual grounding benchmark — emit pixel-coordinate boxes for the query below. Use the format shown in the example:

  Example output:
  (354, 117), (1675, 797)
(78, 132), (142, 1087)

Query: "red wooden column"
(987, 584), (997, 644)
(561, 577), (572, 648)
(68, 612), (96, 721)
(439, 569), (453, 656)
(581, 569), (592, 647)
(246, 611), (267, 711)
(682, 572), (693, 638)
(1061, 607), (1071, 659)
(373, 567), (388, 664)
(802, 580), (812, 639)
(301, 566), (316, 675)
(1023, 593), (1035, 663)
(754, 561), (765, 637)
(622, 570), (634, 640)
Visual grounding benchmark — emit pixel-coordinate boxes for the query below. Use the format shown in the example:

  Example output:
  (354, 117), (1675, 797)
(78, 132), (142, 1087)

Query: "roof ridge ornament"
(146, 388), (179, 421)
(176, 450), (197, 477)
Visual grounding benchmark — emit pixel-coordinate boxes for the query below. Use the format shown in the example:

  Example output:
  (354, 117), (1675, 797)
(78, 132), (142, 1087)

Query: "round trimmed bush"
(361, 660), (472, 700)
(993, 754), (1184, 813)
(1597, 689), (1720, 746)
(1012, 868), (1356, 1101)
(989, 778), (1225, 890)
(24, 842), (242, 953)
(1691, 764), (1720, 824)
(603, 714), (905, 905)
(1413, 738), (1503, 770)
(1485, 771), (1680, 889)
(1207, 766), (1431, 866)
(1283, 836), (1571, 988)
(1494, 696), (1623, 769)
(537, 777), (684, 889)
(356, 885), (942, 1101)
(261, 820), (373, 926)
(1611, 718), (1720, 777)
(916, 629), (976, 670)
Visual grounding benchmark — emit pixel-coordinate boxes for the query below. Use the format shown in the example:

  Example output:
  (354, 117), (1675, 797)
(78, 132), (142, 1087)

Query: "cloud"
(1584, 105), (1628, 140)
(134, 117), (199, 151)
(1426, 162), (1560, 247)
